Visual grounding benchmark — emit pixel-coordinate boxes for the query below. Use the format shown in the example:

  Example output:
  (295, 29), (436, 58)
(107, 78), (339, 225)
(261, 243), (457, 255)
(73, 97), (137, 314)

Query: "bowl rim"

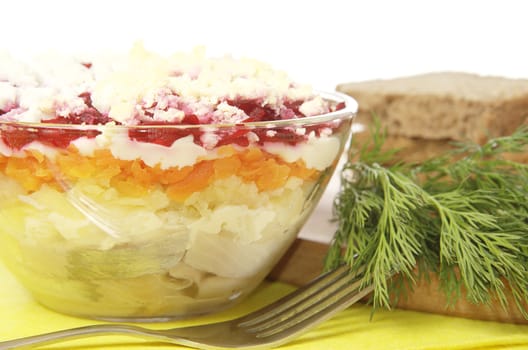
(0, 91), (357, 130)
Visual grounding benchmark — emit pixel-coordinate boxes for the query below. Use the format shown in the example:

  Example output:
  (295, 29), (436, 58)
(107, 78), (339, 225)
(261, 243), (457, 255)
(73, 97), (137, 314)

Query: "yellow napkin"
(1, 262), (528, 350)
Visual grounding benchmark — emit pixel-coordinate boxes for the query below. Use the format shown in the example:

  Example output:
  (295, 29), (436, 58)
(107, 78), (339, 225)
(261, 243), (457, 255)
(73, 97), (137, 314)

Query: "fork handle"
(0, 324), (153, 350)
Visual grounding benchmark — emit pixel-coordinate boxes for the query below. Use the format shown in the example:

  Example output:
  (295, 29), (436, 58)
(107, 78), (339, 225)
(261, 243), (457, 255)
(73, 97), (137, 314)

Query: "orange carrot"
(0, 146), (320, 201)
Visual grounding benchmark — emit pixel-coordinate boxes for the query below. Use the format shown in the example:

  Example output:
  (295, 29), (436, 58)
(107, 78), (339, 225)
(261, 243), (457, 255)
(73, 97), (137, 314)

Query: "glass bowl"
(0, 91), (357, 321)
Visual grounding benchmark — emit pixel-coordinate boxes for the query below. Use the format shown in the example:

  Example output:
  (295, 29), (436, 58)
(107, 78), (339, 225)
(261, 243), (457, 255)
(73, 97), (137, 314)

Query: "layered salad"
(0, 44), (355, 320)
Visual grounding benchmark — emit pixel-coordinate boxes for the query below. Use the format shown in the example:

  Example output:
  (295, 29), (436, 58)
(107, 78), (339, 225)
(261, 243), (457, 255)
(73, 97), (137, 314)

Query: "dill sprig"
(326, 122), (528, 317)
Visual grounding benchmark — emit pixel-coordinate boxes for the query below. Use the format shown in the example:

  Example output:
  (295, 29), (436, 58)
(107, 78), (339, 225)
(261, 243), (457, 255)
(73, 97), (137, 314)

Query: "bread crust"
(338, 72), (528, 144)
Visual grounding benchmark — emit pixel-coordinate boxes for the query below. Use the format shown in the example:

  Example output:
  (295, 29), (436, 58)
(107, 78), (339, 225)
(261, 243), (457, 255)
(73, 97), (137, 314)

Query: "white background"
(3, 0), (528, 89)
(2, 0), (527, 241)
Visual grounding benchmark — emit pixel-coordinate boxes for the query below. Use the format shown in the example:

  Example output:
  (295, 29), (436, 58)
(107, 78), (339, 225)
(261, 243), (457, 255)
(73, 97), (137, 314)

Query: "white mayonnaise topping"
(263, 134), (340, 170)
(11, 126), (340, 171)
(71, 129), (207, 169)
(109, 134), (207, 169)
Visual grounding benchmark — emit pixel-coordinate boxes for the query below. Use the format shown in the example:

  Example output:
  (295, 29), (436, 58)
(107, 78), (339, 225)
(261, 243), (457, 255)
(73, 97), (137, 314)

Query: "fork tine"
(253, 273), (369, 339)
(237, 264), (354, 327)
(240, 266), (366, 336)
(240, 267), (359, 332)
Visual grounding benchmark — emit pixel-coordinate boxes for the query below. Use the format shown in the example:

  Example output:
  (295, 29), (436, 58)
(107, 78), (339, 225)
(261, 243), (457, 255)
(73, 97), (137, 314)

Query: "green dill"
(325, 122), (528, 318)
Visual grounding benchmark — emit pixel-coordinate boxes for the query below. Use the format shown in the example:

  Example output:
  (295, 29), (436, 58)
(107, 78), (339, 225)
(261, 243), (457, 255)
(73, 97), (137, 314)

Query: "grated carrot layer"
(0, 146), (319, 201)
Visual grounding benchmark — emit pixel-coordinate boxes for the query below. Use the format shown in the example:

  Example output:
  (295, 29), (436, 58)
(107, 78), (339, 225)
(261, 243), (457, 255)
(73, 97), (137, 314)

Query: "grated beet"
(1, 96), (339, 150)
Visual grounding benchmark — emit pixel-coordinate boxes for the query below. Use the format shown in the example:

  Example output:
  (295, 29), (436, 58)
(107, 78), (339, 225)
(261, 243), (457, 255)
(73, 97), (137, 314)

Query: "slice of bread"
(337, 72), (528, 144)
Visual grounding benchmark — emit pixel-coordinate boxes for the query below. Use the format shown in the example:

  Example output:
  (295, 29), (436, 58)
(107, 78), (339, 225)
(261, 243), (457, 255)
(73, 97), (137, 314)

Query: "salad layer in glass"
(0, 44), (357, 320)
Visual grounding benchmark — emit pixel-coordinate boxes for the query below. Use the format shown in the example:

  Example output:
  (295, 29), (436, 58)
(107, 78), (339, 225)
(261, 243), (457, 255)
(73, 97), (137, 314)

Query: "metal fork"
(0, 264), (375, 350)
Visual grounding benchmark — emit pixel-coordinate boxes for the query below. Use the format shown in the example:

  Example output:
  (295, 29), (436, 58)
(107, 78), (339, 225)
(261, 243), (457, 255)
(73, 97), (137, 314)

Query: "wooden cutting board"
(268, 238), (528, 324)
